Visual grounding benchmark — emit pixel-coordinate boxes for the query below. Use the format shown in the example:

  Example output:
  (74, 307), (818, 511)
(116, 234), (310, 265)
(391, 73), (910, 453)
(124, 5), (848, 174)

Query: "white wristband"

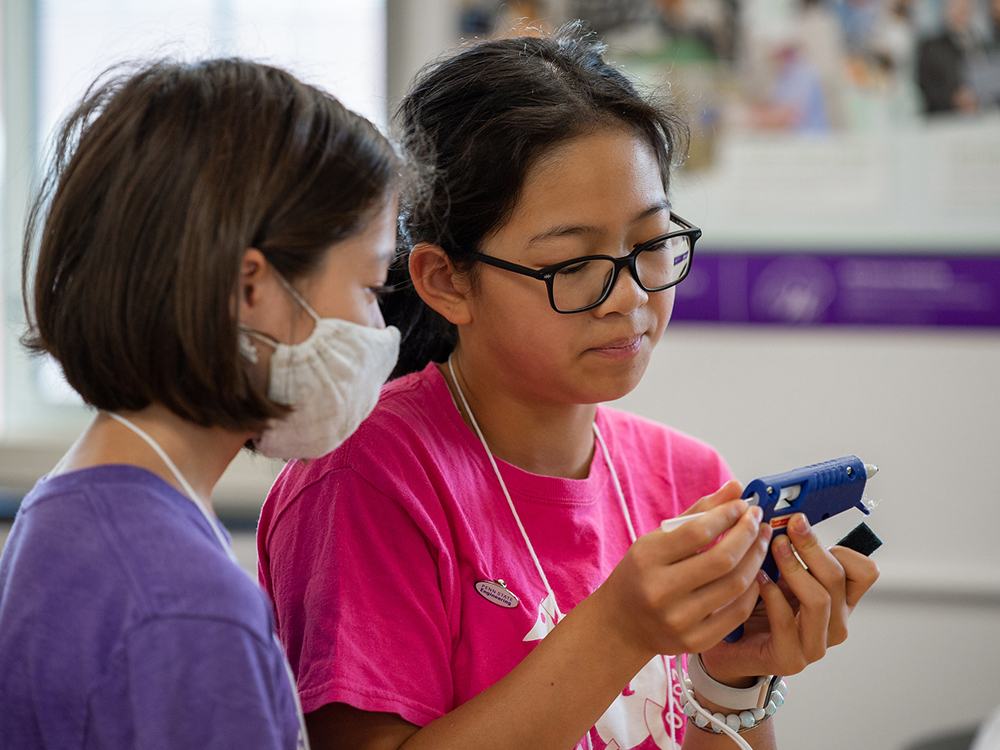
(686, 653), (776, 711)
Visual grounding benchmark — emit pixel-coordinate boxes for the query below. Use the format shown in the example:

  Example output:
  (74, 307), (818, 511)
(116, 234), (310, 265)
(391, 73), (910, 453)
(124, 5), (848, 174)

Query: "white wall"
(385, 0), (459, 111)
(614, 325), (1000, 749)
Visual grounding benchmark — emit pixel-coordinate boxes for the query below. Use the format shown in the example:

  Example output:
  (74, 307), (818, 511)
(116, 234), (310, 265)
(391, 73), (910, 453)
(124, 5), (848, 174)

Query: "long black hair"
(384, 22), (689, 378)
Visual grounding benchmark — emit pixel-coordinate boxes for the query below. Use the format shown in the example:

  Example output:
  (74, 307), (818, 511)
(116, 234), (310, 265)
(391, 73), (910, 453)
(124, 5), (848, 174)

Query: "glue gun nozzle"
(864, 463), (879, 479)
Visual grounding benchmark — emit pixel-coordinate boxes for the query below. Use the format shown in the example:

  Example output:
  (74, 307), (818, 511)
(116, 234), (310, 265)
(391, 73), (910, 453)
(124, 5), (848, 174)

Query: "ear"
(237, 248), (269, 312)
(237, 248), (292, 335)
(408, 243), (473, 325)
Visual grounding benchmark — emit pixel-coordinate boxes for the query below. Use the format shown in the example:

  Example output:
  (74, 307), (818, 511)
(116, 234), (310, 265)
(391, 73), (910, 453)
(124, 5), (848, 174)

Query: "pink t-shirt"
(258, 363), (732, 750)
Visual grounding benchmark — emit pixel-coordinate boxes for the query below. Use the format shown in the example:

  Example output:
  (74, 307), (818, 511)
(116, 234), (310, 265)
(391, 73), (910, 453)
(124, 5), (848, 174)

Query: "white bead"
(739, 710), (756, 728)
(683, 702), (698, 717)
(679, 691), (689, 707)
(765, 700), (777, 716)
(726, 714), (742, 731)
(713, 713), (727, 732)
(776, 679), (788, 697)
(771, 690), (785, 707)
(695, 713), (710, 728)
(751, 708), (766, 721)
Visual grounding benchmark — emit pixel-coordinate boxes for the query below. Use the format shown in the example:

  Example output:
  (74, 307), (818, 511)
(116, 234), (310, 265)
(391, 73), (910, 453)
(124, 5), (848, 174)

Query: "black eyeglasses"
(468, 213), (702, 313)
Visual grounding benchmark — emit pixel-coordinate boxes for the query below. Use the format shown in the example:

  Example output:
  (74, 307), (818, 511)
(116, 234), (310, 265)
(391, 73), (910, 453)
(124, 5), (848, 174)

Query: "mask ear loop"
(238, 327), (261, 364)
(237, 269), (320, 365)
(272, 269), (322, 323)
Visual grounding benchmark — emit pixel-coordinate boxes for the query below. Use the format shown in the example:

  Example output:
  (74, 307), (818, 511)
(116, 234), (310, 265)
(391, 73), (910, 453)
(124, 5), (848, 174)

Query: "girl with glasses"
(258, 24), (879, 750)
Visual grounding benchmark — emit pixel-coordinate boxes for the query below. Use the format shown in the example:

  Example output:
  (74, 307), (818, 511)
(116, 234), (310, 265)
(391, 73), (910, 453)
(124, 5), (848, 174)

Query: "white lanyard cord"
(592, 423), (637, 545)
(447, 358), (566, 621)
(446, 358), (678, 749)
(103, 412), (238, 565)
(103, 411), (311, 750)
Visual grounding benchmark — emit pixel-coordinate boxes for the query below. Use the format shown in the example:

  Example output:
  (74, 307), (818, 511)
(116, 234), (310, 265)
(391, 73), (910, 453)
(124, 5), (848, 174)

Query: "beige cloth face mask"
(240, 273), (400, 460)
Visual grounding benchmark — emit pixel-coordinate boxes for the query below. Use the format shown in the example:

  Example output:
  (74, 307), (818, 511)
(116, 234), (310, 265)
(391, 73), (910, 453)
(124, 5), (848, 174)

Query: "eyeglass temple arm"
(468, 252), (550, 280)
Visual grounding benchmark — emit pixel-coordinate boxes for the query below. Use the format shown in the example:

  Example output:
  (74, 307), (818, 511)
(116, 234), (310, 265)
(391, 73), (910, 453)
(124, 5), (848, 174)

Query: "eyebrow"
(526, 200), (671, 245)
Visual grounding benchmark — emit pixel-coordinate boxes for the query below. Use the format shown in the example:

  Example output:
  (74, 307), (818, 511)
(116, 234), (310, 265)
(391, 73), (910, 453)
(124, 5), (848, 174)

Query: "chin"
(598, 377), (643, 403)
(580, 358), (650, 404)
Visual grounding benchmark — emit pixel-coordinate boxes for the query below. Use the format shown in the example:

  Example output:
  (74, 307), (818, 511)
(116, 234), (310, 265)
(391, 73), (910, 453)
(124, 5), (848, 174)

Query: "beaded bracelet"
(680, 674), (788, 735)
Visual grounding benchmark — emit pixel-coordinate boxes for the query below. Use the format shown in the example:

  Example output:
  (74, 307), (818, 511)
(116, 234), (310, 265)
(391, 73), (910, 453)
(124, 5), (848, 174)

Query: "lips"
(588, 334), (644, 355)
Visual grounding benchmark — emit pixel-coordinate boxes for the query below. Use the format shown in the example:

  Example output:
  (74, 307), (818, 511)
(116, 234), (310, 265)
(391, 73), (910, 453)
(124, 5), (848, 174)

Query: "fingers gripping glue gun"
(724, 454), (881, 642)
(745, 454), (878, 583)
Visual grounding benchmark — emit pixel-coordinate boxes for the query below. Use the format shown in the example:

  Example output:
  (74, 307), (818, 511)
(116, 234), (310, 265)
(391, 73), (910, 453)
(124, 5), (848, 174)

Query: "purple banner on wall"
(672, 252), (1000, 328)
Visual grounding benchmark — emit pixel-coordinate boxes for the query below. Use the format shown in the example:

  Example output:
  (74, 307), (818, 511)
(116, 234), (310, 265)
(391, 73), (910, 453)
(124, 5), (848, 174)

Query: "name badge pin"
(474, 579), (519, 609)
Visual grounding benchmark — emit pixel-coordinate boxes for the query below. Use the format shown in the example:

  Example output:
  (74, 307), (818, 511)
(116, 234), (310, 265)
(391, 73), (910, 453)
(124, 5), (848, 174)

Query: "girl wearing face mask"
(258, 25), (880, 750)
(0, 60), (400, 750)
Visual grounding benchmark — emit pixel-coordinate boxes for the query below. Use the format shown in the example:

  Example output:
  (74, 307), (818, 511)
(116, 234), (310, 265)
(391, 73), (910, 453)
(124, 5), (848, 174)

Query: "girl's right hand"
(593, 480), (772, 660)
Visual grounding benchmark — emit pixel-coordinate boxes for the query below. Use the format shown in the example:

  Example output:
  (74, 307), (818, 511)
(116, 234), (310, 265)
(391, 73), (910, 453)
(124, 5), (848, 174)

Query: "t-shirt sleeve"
(659, 422), (734, 512)
(87, 617), (302, 750)
(675, 437), (734, 508)
(614, 410), (735, 521)
(263, 466), (455, 726)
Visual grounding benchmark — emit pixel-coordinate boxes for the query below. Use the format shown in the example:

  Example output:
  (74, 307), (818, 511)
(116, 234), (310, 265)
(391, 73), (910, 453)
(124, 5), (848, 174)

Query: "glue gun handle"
(723, 533), (784, 642)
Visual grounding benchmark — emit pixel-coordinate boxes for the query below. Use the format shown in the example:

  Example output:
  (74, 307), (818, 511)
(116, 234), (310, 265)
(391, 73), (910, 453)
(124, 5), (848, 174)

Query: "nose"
(594, 264), (648, 317)
(369, 299), (387, 329)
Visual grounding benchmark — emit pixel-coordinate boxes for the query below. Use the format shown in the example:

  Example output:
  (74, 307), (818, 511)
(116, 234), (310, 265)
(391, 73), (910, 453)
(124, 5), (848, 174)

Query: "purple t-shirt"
(0, 464), (303, 750)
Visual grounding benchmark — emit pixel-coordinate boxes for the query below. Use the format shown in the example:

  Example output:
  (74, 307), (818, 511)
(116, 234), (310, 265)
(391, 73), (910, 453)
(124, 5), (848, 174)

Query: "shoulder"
(276, 364), (450, 479)
(596, 406), (732, 488)
(597, 406), (724, 460)
(7, 466), (272, 633)
(263, 363), (462, 514)
(0, 468), (280, 740)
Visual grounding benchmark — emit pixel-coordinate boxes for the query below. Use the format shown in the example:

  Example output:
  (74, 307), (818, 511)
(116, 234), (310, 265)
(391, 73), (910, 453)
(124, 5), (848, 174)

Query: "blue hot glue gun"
(724, 455), (880, 642)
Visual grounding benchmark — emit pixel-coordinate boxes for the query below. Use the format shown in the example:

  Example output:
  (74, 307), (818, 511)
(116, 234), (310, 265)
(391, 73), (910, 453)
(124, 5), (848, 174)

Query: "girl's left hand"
(699, 512), (880, 685)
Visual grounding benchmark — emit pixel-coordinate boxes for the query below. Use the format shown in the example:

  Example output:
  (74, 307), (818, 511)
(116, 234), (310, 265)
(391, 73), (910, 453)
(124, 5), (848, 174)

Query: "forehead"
(316, 196), (398, 274)
(508, 128), (666, 229)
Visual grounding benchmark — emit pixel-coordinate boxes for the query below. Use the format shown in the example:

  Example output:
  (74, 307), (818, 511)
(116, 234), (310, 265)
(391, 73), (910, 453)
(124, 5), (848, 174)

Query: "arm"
(307, 482), (772, 750)
(702, 513), (880, 683)
(679, 687), (778, 750)
(306, 504), (880, 750)
(307, 595), (779, 750)
(118, 618), (301, 750)
(690, 513), (879, 750)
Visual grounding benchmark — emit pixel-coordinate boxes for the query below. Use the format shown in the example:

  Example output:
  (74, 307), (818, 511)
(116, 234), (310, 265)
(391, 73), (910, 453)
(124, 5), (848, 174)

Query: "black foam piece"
(836, 522), (883, 557)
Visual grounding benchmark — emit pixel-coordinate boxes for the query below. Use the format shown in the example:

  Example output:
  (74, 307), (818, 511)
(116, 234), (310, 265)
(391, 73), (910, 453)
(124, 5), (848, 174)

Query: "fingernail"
(792, 514), (810, 534)
(757, 569), (770, 585)
(775, 535), (793, 557)
(750, 505), (763, 523)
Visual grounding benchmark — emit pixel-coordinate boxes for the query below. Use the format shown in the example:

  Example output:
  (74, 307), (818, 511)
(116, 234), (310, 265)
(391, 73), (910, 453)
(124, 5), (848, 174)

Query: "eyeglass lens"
(551, 234), (692, 312)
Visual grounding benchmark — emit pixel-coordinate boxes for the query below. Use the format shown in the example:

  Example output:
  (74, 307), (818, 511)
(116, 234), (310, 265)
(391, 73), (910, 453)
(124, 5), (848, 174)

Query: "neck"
(57, 404), (251, 511)
(442, 353), (597, 480)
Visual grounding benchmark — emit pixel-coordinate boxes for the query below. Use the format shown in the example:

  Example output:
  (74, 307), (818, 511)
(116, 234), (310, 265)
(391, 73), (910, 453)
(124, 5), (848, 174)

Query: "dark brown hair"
(22, 58), (399, 431)
(383, 23), (689, 378)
